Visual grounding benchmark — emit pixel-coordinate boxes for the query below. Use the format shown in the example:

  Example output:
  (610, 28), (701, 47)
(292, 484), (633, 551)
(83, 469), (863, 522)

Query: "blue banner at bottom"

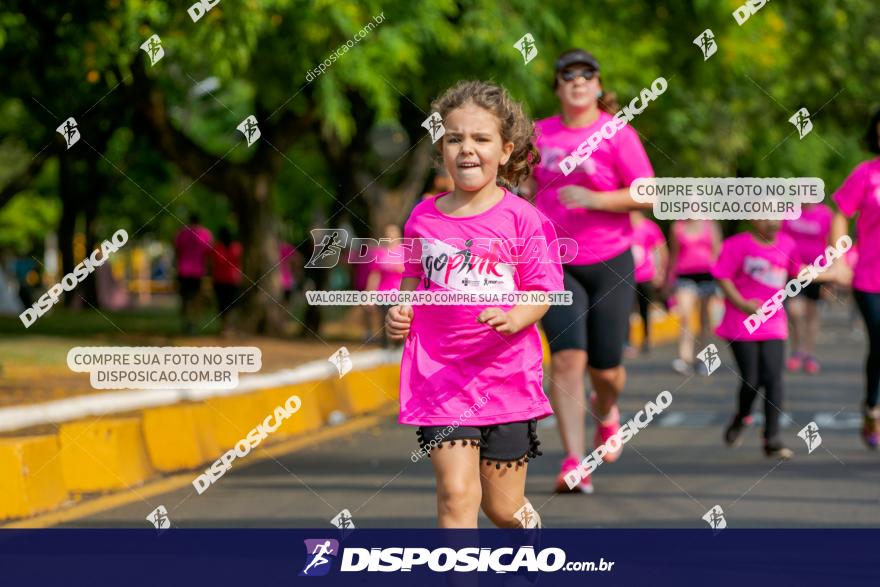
(1, 529), (877, 586)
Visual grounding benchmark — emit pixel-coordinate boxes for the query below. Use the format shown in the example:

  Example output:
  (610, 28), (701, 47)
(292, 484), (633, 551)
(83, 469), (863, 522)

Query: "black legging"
(730, 340), (786, 441)
(853, 289), (880, 408)
(628, 282), (653, 346)
(637, 282), (652, 343)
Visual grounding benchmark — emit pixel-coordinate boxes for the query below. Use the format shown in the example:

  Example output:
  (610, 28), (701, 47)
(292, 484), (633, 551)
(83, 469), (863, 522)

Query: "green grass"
(0, 307), (216, 339)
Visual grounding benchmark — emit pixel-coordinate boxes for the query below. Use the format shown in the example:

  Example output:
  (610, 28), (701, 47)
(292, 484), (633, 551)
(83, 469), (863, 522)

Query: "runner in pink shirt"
(386, 80), (562, 528)
(521, 49), (656, 495)
(278, 241), (301, 304)
(713, 219), (839, 459)
(173, 214), (213, 334)
(781, 203), (833, 374)
(211, 226), (242, 337)
(366, 224), (405, 347)
(666, 219), (722, 376)
(627, 211), (667, 355)
(713, 220), (801, 459)
(831, 116), (880, 447)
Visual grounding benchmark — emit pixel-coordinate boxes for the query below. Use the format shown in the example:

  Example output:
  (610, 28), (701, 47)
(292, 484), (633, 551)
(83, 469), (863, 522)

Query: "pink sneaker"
(786, 353), (804, 373)
(803, 356), (821, 375)
(862, 405), (880, 450)
(591, 394), (622, 463)
(555, 455), (594, 494)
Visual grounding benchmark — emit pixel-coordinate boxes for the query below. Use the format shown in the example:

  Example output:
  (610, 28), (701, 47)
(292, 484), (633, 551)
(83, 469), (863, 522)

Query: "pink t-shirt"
(352, 248), (373, 291)
(212, 242), (242, 285)
(533, 112), (654, 265)
(673, 220), (716, 275)
(712, 232), (801, 341)
(781, 203), (833, 264)
(632, 219), (665, 283)
(833, 158), (880, 293)
(279, 242), (297, 290)
(372, 245), (404, 291)
(174, 225), (213, 278)
(398, 190), (562, 426)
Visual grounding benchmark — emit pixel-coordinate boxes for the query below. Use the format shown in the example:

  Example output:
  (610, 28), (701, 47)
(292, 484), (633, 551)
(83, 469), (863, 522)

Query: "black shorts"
(214, 283), (239, 313)
(415, 419), (542, 468)
(541, 249), (636, 369)
(674, 272), (717, 298)
(801, 282), (822, 301)
(178, 276), (202, 300)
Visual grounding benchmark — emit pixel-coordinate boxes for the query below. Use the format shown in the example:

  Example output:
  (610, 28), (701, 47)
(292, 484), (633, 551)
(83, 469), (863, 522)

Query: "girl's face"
(752, 219), (781, 240)
(555, 66), (602, 111)
(442, 103), (514, 193)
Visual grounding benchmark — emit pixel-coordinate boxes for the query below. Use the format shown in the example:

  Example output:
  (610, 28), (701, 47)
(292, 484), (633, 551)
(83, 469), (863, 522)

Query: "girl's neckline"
(557, 110), (606, 131)
(749, 231), (778, 248)
(432, 188), (509, 220)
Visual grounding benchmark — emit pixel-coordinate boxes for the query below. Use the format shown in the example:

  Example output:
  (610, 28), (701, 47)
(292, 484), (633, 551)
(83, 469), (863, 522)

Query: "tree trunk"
(234, 172), (286, 336)
(79, 152), (101, 308)
(57, 155), (78, 308)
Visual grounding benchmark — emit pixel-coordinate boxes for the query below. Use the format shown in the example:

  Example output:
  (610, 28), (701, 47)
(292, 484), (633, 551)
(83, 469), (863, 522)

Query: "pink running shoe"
(786, 352), (804, 373)
(803, 356), (821, 375)
(555, 455), (594, 494)
(862, 405), (880, 450)
(591, 394), (622, 463)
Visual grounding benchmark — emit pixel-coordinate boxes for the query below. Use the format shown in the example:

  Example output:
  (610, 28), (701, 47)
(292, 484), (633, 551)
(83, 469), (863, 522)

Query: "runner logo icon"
(693, 29), (717, 60)
(797, 421), (822, 454)
(300, 538), (340, 576)
(702, 505), (727, 532)
(306, 229), (349, 268)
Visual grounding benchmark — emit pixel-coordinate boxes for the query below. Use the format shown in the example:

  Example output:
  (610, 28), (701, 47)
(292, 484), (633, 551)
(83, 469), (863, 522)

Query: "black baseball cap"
(555, 49), (600, 72)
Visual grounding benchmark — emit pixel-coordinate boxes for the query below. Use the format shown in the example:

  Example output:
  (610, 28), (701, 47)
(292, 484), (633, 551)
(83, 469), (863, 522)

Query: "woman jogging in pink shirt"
(831, 107), (880, 448)
(522, 49), (655, 494)
(386, 80), (562, 528)
(666, 219), (722, 376)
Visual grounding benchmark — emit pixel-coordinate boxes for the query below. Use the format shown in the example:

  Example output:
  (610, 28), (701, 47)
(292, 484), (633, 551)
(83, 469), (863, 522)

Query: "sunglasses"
(559, 68), (598, 82)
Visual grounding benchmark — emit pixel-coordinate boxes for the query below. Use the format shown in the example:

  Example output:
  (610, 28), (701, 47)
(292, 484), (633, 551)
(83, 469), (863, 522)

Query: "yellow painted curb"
(318, 378), (345, 420)
(3, 404), (399, 529)
(142, 404), (217, 473)
(0, 435), (69, 521)
(201, 393), (272, 449)
(338, 369), (396, 416)
(259, 384), (324, 438)
(59, 417), (155, 493)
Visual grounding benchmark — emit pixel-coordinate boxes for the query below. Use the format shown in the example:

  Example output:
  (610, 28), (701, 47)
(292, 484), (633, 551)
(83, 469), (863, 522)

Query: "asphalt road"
(64, 303), (880, 529)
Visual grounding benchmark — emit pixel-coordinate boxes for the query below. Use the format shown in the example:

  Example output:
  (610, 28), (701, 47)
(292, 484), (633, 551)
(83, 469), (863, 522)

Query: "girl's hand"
(738, 299), (762, 315)
(836, 263), (854, 287)
(386, 304), (413, 340)
(559, 186), (603, 210)
(477, 307), (521, 335)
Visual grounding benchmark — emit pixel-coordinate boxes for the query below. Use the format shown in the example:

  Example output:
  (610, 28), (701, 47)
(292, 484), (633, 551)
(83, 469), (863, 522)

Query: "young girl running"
(781, 202), (833, 374)
(385, 80), (562, 528)
(714, 219), (836, 459)
(628, 211), (668, 355)
(667, 219), (722, 376)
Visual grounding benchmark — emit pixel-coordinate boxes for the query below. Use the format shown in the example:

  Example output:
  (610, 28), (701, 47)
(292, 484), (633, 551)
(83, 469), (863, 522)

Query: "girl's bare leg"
(431, 442), (482, 528)
(480, 461), (534, 528)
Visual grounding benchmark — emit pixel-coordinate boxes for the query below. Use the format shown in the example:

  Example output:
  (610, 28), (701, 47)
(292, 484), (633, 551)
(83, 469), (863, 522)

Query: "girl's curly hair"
(430, 80), (540, 190)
